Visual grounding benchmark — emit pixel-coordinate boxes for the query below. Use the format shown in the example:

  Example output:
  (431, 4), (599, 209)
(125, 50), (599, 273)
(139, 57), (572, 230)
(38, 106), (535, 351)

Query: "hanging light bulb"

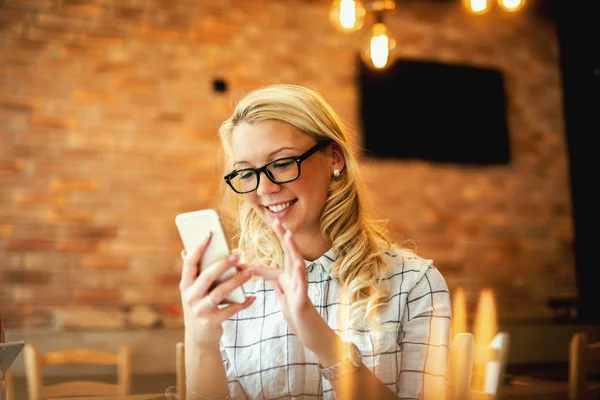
(329, 0), (366, 32)
(463, 0), (491, 14)
(361, 13), (396, 70)
(498, 0), (524, 12)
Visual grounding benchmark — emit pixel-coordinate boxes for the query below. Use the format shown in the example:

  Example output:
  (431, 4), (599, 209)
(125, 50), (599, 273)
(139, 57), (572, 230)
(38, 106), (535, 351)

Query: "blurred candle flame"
(451, 287), (468, 337)
(472, 288), (498, 390)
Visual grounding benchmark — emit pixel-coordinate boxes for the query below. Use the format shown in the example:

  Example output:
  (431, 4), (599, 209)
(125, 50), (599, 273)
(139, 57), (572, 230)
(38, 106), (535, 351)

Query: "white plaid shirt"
(220, 248), (452, 399)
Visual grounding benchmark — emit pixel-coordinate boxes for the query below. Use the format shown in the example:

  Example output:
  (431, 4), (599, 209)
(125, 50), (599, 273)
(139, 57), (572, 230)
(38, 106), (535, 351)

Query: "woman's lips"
(264, 199), (297, 219)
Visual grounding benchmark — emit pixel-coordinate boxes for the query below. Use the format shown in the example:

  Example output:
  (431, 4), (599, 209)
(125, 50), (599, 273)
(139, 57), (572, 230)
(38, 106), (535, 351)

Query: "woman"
(179, 84), (452, 399)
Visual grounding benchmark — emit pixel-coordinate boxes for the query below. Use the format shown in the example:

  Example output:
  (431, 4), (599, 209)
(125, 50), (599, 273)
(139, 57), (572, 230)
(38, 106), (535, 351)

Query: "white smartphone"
(0, 341), (25, 373)
(175, 209), (246, 305)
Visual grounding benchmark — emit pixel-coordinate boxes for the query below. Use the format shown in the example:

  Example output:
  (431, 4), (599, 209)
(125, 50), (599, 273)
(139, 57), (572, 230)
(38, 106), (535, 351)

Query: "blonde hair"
(218, 84), (403, 329)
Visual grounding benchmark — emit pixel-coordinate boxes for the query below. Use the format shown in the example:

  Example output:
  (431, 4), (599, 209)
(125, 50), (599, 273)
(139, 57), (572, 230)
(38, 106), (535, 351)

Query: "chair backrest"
(176, 342), (186, 400)
(569, 332), (600, 400)
(24, 344), (132, 400)
(471, 331), (510, 400)
(450, 332), (474, 400)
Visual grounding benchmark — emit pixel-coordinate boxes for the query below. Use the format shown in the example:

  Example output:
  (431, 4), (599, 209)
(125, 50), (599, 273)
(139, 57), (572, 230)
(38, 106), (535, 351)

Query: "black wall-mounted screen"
(357, 56), (511, 165)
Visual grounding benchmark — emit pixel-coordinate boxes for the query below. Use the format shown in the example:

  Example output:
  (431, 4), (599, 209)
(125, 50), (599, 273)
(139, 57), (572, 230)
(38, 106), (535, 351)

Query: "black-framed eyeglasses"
(224, 139), (332, 194)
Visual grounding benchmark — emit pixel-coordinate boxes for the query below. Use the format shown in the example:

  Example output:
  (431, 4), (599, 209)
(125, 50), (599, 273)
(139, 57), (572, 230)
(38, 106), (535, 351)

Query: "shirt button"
(311, 373), (319, 381)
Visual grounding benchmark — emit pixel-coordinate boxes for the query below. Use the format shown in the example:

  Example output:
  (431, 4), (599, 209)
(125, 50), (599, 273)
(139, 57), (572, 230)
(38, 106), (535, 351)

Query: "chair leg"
(5, 369), (14, 400)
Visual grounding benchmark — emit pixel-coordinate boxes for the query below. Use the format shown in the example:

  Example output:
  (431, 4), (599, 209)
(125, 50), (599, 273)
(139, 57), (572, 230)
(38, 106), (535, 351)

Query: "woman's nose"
(256, 171), (281, 196)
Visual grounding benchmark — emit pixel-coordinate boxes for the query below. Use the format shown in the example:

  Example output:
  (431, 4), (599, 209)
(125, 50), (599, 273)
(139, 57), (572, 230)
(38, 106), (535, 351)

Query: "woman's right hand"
(179, 232), (256, 346)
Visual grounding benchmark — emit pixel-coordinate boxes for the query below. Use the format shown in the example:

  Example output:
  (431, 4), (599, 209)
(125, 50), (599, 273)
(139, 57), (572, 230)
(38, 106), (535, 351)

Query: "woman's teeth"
(267, 200), (294, 213)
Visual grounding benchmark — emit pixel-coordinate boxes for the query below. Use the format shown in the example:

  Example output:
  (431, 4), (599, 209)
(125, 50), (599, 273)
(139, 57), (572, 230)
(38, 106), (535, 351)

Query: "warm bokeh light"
(498, 0), (524, 12)
(451, 287), (468, 337)
(472, 288), (498, 389)
(329, 0), (366, 32)
(340, 0), (357, 29)
(465, 0), (491, 14)
(473, 288), (498, 345)
(370, 31), (389, 69)
(364, 21), (395, 69)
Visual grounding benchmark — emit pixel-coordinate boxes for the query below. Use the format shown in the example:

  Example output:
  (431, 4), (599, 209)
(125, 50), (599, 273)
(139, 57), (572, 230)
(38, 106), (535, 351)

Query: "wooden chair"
(176, 341), (186, 400)
(23, 344), (132, 400)
(5, 368), (15, 400)
(449, 332), (475, 400)
(471, 331), (510, 400)
(569, 331), (600, 400)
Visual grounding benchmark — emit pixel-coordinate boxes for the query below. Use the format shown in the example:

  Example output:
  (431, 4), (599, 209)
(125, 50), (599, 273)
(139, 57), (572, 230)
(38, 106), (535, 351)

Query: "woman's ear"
(331, 142), (346, 173)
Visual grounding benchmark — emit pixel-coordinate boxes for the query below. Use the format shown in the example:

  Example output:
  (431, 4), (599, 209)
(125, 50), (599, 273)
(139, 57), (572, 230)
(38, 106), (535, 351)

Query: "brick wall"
(0, 0), (574, 331)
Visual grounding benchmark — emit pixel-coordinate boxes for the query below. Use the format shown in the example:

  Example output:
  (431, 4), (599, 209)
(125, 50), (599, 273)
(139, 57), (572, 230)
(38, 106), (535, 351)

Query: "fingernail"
(243, 269), (252, 277)
(274, 218), (280, 226)
(228, 253), (240, 262)
(285, 229), (292, 239)
(200, 231), (212, 244)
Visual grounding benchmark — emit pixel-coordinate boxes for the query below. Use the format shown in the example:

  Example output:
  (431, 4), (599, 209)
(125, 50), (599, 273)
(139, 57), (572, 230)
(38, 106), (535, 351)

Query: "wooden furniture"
(5, 368), (15, 400)
(472, 331), (511, 400)
(48, 395), (165, 400)
(569, 331), (600, 400)
(449, 332), (475, 400)
(24, 344), (132, 400)
(176, 342), (185, 400)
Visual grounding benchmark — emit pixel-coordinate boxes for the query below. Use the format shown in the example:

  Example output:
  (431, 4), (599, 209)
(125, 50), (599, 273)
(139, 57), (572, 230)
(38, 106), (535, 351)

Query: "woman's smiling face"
(230, 119), (333, 242)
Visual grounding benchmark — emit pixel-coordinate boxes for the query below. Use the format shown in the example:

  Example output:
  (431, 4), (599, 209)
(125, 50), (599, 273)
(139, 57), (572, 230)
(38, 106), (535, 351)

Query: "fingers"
(272, 219), (294, 272)
(190, 253), (240, 298)
(272, 217), (286, 239)
(282, 230), (305, 276)
(250, 265), (282, 280)
(271, 277), (284, 296)
(216, 295), (257, 320)
(179, 232), (212, 290)
(208, 267), (253, 305)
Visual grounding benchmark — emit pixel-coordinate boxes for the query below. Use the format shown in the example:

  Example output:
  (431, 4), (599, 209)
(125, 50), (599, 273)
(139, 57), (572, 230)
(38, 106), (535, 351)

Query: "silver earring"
(333, 169), (340, 177)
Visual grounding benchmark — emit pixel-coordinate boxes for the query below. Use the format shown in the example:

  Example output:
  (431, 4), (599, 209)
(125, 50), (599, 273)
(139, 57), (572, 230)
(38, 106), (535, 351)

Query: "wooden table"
(49, 394), (168, 400)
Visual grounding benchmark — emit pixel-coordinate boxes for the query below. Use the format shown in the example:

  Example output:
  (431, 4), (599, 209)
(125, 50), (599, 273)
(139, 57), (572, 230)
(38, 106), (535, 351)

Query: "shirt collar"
(304, 248), (336, 276)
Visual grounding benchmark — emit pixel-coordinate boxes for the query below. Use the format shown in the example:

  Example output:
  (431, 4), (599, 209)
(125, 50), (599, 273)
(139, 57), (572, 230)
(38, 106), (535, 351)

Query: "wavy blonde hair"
(218, 84), (403, 329)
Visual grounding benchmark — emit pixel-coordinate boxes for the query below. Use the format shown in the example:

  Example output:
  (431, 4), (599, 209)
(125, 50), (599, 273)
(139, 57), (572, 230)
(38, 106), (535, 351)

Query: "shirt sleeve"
(397, 260), (452, 400)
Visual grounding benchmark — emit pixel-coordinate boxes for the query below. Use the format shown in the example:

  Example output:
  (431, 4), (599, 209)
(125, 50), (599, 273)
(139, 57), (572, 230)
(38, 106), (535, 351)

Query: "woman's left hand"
(250, 218), (324, 350)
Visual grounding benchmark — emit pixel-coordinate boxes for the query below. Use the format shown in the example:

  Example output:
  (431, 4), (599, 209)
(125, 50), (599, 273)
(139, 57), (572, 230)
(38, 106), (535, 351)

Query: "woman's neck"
(293, 231), (331, 262)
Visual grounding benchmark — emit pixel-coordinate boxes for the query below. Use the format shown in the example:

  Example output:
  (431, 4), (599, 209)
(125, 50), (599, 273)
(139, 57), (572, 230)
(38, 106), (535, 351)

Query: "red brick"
(50, 178), (98, 191)
(0, 160), (26, 173)
(72, 89), (116, 104)
(0, 98), (38, 113)
(73, 289), (121, 304)
(2, 0), (56, 10)
(31, 115), (78, 129)
(0, 224), (14, 237)
(47, 209), (94, 224)
(0, 270), (52, 284)
(57, 239), (100, 253)
(4, 239), (55, 251)
(0, 307), (54, 330)
(81, 255), (130, 270)
(60, 0), (107, 17)
(137, 25), (182, 40)
(16, 127), (69, 145)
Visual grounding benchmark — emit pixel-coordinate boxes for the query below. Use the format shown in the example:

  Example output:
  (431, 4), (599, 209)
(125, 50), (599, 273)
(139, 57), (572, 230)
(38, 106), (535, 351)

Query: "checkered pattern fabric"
(218, 248), (452, 399)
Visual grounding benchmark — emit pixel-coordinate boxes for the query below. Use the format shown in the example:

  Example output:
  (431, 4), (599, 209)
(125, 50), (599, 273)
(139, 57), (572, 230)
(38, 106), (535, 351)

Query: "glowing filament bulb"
(339, 0), (357, 29)
(469, 0), (489, 13)
(370, 27), (390, 69)
(498, 0), (524, 12)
